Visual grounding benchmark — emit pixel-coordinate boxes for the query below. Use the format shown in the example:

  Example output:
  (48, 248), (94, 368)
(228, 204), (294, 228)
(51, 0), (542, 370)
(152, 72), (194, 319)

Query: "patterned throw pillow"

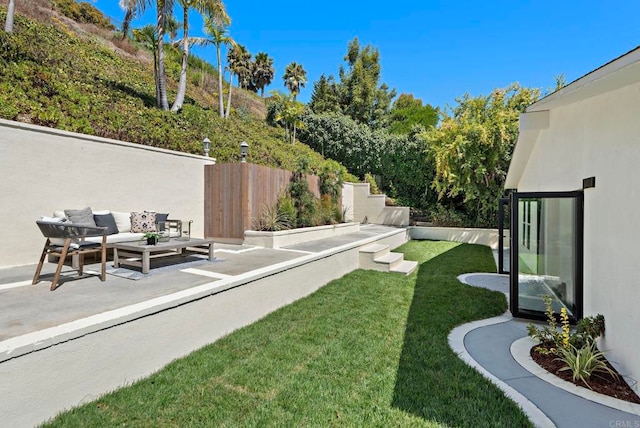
(130, 211), (157, 233)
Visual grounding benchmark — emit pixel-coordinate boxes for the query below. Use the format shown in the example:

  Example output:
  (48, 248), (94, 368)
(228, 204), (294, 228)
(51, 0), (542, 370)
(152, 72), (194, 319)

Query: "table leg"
(208, 243), (214, 261)
(113, 248), (120, 268)
(142, 251), (150, 274)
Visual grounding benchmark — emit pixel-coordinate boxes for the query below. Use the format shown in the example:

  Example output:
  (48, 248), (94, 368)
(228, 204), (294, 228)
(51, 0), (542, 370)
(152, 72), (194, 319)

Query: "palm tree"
(283, 62), (307, 100)
(133, 25), (161, 103)
(227, 44), (252, 90)
(253, 52), (275, 99)
(192, 18), (235, 117)
(155, 0), (173, 110)
(165, 15), (181, 43)
(4, 0), (16, 33)
(171, 0), (229, 112)
(270, 91), (304, 143)
(224, 65), (233, 118)
(119, 0), (150, 40)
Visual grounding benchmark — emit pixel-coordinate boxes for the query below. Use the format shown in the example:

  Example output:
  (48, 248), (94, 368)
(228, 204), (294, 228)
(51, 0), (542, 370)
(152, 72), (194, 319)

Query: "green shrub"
(364, 173), (380, 194)
(78, 2), (115, 30)
(575, 314), (606, 348)
(318, 159), (345, 202)
(428, 204), (469, 227)
(276, 194), (297, 224)
(288, 164), (317, 228)
(317, 194), (336, 225)
(53, 0), (114, 30)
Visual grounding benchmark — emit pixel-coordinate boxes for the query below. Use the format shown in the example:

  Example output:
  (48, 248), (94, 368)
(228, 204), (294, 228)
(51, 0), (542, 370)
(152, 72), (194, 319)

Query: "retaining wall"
(0, 119), (213, 268)
(409, 226), (501, 250)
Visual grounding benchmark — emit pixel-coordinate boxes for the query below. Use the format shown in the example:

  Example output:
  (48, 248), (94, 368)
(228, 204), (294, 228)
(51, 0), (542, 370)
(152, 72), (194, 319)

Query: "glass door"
(509, 191), (583, 321)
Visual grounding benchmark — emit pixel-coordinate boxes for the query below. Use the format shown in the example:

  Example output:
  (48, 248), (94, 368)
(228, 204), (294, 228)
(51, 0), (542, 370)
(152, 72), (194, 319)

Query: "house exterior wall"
(514, 81), (640, 393)
(0, 119), (213, 268)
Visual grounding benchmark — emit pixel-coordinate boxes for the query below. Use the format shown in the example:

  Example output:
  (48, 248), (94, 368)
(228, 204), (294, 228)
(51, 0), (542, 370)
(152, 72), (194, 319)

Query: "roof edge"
(527, 45), (640, 112)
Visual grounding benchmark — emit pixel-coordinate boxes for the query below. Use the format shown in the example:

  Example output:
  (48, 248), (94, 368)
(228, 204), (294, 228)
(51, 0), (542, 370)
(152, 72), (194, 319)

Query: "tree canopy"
(283, 61), (307, 99)
(421, 83), (540, 226)
(309, 37), (396, 130)
(388, 94), (438, 135)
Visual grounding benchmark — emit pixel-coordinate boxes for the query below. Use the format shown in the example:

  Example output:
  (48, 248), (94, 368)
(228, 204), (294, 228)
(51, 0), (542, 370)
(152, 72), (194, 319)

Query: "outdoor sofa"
(42, 208), (181, 267)
(47, 207), (178, 245)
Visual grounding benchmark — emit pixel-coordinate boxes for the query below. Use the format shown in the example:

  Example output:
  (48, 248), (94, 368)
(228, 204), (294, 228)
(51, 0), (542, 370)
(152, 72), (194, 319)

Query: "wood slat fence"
(205, 163), (320, 242)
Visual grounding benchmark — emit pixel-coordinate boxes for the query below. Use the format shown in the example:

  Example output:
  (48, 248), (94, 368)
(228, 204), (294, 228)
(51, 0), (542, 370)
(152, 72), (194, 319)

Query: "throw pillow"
(64, 207), (97, 227)
(130, 211), (157, 233)
(93, 213), (119, 235)
(111, 211), (132, 233)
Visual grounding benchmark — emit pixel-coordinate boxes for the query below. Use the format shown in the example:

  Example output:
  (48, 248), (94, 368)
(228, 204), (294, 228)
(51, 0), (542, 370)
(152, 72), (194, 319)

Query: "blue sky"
(93, 0), (640, 109)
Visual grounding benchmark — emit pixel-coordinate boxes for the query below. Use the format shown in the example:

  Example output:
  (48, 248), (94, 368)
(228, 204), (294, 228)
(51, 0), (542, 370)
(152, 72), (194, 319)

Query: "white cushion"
(53, 210), (66, 219)
(40, 216), (65, 223)
(111, 211), (132, 233)
(92, 210), (111, 215)
(84, 232), (145, 244)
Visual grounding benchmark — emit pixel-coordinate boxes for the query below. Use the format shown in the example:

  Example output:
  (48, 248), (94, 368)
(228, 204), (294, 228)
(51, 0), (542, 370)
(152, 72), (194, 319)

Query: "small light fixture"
(240, 141), (249, 163)
(583, 176), (596, 189)
(203, 137), (211, 157)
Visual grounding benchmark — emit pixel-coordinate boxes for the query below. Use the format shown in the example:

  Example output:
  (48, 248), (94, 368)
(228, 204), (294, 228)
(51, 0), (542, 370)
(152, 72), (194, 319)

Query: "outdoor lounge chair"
(33, 221), (108, 291)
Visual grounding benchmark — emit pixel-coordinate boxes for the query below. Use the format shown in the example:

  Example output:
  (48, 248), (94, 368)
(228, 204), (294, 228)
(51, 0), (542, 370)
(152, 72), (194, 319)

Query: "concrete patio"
(0, 224), (408, 427)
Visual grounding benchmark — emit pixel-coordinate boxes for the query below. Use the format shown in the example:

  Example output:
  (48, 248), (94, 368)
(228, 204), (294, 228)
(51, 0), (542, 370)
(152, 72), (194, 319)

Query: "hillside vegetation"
(0, 6), (329, 171)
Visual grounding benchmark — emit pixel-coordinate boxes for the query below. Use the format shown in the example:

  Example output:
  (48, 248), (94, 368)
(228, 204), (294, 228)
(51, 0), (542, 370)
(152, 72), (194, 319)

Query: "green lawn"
(44, 240), (532, 427)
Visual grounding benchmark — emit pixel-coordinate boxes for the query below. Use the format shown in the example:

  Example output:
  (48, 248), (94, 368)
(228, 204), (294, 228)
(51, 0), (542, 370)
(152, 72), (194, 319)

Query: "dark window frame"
(509, 190), (584, 322)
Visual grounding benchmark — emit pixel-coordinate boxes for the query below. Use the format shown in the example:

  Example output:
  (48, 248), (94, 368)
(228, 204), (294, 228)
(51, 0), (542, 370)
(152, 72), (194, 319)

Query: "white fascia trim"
(526, 46), (640, 112)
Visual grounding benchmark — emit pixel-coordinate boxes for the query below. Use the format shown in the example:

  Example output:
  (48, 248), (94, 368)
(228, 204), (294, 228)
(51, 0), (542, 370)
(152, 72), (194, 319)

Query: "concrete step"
(359, 243), (389, 257)
(359, 244), (415, 275)
(359, 244), (390, 270)
(374, 252), (404, 270)
(390, 260), (418, 275)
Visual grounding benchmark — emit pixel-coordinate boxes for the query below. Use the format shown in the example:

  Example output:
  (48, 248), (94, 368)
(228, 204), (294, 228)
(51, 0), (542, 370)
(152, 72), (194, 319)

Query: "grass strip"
(44, 240), (532, 427)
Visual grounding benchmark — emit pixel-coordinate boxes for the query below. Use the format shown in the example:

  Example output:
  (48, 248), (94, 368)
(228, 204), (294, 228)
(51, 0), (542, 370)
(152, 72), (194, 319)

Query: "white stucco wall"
(514, 81), (640, 393)
(342, 182), (410, 226)
(409, 226), (500, 250)
(0, 119), (214, 268)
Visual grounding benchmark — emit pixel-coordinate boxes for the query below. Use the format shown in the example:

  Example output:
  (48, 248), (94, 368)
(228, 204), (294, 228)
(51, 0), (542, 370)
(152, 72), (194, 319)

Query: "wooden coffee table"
(112, 238), (214, 274)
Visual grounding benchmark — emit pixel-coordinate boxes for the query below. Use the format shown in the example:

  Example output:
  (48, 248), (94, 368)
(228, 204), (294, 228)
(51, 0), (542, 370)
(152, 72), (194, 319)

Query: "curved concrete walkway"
(449, 273), (640, 428)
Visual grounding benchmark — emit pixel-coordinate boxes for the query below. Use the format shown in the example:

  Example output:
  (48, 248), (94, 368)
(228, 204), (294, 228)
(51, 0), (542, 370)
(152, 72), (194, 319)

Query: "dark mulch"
(530, 344), (640, 404)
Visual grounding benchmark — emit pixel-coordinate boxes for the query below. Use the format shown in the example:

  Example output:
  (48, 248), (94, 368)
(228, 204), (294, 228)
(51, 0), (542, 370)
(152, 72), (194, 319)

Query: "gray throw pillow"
(64, 207), (97, 227)
(156, 213), (169, 231)
(93, 213), (119, 235)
